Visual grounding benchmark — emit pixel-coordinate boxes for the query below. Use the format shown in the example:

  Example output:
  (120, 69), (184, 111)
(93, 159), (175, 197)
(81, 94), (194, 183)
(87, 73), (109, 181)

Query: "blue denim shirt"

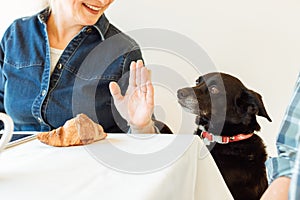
(0, 8), (143, 137)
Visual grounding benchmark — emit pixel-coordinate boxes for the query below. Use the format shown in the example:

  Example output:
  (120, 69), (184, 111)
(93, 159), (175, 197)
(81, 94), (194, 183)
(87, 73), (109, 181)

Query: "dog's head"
(177, 72), (271, 135)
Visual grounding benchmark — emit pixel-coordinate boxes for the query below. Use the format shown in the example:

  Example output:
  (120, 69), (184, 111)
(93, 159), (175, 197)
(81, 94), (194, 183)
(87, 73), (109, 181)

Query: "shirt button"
(41, 90), (47, 96)
(37, 117), (43, 123)
(86, 28), (92, 33)
(57, 63), (62, 69)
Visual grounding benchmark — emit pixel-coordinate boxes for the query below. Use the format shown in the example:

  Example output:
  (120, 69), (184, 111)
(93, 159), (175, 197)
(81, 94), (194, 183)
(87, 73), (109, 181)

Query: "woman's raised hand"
(109, 60), (155, 133)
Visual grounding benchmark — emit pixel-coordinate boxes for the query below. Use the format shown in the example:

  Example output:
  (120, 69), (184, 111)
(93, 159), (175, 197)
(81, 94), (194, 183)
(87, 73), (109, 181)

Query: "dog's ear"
(236, 89), (272, 123)
(247, 90), (272, 122)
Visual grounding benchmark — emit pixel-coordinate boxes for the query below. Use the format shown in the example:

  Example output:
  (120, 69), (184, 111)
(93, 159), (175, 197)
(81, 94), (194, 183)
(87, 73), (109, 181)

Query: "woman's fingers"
(129, 61), (137, 88)
(146, 81), (154, 106)
(141, 66), (149, 93)
(128, 60), (153, 96)
(136, 60), (143, 87)
(129, 60), (150, 94)
(109, 81), (123, 102)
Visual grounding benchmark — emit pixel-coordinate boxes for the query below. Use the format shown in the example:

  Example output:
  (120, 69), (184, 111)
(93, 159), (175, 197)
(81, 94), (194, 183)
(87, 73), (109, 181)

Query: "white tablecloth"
(0, 133), (233, 200)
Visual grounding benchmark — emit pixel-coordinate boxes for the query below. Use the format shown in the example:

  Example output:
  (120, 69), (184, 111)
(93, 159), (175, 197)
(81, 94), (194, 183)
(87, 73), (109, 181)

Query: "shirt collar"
(37, 7), (109, 41)
(92, 14), (110, 41)
(37, 7), (51, 23)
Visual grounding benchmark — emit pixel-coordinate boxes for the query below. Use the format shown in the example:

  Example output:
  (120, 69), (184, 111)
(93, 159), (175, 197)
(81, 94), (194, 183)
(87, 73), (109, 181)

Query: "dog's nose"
(177, 88), (190, 99)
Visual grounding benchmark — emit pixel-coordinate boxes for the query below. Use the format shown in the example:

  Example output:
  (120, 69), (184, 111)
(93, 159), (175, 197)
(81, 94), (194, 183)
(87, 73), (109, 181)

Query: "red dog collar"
(200, 131), (254, 144)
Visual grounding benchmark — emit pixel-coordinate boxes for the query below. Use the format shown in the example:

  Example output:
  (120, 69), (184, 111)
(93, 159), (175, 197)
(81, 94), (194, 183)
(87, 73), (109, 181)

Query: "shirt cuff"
(266, 156), (294, 184)
(266, 142), (298, 184)
(127, 123), (160, 134)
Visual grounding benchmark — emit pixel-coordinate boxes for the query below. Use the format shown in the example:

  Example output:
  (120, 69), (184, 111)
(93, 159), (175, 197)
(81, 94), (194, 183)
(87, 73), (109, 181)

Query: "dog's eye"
(195, 77), (203, 85)
(209, 85), (219, 94)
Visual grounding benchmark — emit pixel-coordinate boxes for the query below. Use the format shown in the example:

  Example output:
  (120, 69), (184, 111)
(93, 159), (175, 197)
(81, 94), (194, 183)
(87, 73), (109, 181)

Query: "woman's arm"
(261, 177), (290, 200)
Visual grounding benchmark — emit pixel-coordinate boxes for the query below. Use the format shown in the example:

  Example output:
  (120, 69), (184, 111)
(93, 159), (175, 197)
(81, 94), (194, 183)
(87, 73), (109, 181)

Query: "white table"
(0, 133), (233, 200)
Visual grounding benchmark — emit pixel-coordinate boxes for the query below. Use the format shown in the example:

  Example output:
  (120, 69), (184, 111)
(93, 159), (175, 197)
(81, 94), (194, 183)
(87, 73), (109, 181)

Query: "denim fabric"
(0, 8), (143, 137)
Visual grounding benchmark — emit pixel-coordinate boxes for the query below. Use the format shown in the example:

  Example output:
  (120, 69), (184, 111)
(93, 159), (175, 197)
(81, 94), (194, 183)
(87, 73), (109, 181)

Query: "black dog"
(177, 72), (271, 200)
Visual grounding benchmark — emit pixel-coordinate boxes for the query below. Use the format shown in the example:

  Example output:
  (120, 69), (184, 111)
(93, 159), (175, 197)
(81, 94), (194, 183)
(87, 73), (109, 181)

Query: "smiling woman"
(47, 0), (114, 49)
(0, 0), (171, 141)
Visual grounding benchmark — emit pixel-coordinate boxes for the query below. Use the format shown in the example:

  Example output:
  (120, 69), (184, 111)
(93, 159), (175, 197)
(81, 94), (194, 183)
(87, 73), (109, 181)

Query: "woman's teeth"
(84, 3), (101, 11)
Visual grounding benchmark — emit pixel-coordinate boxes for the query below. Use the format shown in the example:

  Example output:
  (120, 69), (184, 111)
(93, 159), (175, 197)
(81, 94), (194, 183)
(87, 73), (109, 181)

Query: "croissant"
(37, 113), (107, 147)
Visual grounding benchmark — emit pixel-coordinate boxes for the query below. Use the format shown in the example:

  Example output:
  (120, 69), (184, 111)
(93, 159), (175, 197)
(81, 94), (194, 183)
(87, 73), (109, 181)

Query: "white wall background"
(1, 0), (299, 156)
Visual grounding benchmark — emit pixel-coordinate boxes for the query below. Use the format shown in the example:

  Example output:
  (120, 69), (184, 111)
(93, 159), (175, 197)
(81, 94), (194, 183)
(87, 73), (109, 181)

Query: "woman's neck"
(46, 13), (83, 50)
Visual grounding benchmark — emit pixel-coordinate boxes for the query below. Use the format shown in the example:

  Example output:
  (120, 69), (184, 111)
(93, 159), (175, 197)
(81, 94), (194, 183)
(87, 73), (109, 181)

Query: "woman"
(0, 0), (168, 140)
